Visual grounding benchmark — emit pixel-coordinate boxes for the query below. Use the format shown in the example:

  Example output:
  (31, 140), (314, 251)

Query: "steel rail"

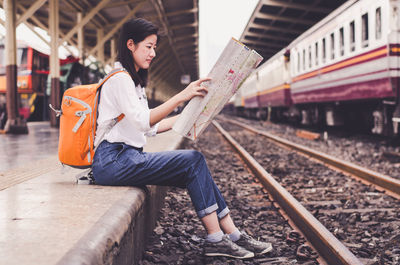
(212, 120), (363, 265)
(223, 118), (400, 197)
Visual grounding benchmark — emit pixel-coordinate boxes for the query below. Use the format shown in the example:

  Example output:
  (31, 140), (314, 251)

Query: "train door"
(389, 0), (400, 135)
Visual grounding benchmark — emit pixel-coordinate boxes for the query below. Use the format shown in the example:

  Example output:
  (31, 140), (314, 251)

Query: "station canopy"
(5, 0), (199, 101)
(240, 0), (348, 62)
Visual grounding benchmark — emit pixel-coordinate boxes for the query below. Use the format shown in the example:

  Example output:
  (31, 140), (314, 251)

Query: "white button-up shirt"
(95, 62), (158, 148)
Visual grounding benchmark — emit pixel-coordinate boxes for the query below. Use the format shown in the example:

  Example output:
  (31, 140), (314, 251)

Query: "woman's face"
(130, 34), (157, 71)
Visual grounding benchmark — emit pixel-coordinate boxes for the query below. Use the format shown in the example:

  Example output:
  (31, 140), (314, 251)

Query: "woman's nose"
(150, 48), (156, 58)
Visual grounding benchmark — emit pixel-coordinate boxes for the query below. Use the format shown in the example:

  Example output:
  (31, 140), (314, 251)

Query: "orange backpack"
(50, 69), (128, 168)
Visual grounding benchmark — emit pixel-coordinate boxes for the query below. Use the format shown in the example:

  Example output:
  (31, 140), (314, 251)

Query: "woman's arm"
(156, 115), (180, 133)
(149, 77), (210, 127)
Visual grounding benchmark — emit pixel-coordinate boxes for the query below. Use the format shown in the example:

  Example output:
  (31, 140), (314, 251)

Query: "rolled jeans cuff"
(197, 203), (218, 219)
(217, 207), (230, 219)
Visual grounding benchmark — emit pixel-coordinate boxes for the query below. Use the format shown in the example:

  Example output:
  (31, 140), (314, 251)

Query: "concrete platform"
(0, 123), (184, 265)
(0, 122), (59, 173)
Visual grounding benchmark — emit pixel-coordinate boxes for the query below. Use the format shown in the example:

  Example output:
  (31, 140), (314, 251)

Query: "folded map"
(172, 38), (263, 140)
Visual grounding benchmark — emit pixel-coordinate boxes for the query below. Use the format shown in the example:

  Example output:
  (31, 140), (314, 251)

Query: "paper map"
(172, 38), (263, 140)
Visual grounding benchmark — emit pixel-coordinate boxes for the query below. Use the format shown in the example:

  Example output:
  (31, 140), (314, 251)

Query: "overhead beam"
(150, 0), (185, 73)
(243, 45), (280, 54)
(166, 7), (198, 17)
(243, 39), (288, 49)
(169, 22), (198, 31)
(15, 3), (77, 47)
(173, 33), (198, 42)
(106, 0), (145, 8)
(88, 1), (146, 57)
(262, 0), (331, 14)
(61, 0), (101, 29)
(80, 0), (108, 25)
(248, 23), (304, 35)
(256, 12), (315, 26)
(0, 3), (74, 54)
(243, 31), (294, 42)
(60, 0), (111, 45)
(150, 53), (175, 76)
(16, 0), (47, 26)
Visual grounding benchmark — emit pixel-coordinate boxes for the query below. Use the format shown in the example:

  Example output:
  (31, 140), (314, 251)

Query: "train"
(0, 41), (105, 130)
(230, 0), (400, 136)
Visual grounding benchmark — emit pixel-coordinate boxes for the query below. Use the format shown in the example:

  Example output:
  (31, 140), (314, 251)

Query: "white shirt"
(94, 62), (158, 148)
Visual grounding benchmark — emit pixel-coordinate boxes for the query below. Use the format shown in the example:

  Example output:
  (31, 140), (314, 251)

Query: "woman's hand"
(149, 77), (211, 127)
(177, 77), (211, 102)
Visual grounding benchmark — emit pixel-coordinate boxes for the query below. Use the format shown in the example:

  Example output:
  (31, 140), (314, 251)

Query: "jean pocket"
(114, 143), (126, 162)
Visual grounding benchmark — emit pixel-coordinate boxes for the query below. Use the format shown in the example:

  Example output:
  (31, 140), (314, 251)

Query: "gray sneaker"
(203, 235), (255, 259)
(235, 232), (273, 255)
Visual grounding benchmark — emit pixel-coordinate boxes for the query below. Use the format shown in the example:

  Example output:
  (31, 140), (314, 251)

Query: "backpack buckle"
(49, 104), (62, 117)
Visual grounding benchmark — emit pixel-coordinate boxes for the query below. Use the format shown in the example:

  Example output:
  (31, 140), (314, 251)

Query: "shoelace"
(242, 234), (262, 245)
(224, 238), (240, 250)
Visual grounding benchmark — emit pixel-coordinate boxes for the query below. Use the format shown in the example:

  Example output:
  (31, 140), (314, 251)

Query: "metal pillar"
(97, 29), (104, 65)
(110, 38), (116, 64)
(49, 0), (60, 127)
(77, 12), (85, 64)
(4, 0), (28, 134)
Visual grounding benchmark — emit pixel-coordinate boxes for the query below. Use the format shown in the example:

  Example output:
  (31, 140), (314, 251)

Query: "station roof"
(6, 0), (199, 101)
(239, 0), (348, 62)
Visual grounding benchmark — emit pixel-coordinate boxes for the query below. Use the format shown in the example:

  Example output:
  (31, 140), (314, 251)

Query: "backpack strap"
(92, 69), (129, 154)
(97, 68), (129, 88)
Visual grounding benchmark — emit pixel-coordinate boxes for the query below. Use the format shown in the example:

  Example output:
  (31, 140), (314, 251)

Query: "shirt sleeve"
(145, 123), (159, 137)
(109, 73), (152, 132)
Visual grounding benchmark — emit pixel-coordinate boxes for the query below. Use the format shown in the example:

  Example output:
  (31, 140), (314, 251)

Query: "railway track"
(214, 119), (400, 265)
(141, 126), (323, 264)
(219, 117), (400, 199)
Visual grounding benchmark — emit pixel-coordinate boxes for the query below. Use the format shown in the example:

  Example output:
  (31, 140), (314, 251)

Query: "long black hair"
(117, 18), (158, 87)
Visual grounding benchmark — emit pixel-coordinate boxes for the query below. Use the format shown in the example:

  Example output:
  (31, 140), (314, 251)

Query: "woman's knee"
(183, 150), (205, 163)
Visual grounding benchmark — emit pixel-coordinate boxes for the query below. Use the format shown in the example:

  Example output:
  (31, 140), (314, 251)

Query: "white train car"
(238, 48), (292, 119)
(287, 0), (400, 134)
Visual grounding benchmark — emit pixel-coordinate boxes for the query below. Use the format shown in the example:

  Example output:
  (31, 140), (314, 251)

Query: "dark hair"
(117, 18), (158, 87)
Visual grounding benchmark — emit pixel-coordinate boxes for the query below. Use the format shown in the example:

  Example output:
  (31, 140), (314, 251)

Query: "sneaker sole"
(256, 244), (273, 255)
(205, 252), (255, 259)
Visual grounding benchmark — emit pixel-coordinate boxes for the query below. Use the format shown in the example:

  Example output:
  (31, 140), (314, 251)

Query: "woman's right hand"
(178, 77), (211, 102)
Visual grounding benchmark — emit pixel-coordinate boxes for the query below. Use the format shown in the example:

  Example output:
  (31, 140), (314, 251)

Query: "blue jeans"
(92, 140), (230, 219)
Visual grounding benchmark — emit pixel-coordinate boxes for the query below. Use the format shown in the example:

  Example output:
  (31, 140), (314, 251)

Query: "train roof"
(287, 0), (359, 49)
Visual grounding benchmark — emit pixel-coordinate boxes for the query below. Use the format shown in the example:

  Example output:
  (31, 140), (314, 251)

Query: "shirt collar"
(114, 61), (123, 69)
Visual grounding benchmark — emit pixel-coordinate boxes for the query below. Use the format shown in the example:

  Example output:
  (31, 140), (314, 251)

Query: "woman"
(92, 17), (272, 259)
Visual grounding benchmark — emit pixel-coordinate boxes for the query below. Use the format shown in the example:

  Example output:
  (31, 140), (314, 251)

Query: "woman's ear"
(127, 39), (135, 52)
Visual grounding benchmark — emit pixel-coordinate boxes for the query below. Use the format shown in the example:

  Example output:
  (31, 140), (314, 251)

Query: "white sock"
(206, 230), (224, 242)
(228, 229), (241, 242)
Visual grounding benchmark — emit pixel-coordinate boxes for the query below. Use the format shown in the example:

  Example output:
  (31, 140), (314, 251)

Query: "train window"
(297, 52), (300, 73)
(17, 48), (28, 66)
(315, 42), (319, 66)
(308, 46), (312, 68)
(362, 13), (369, 47)
(350, 21), (355, 52)
(322, 38), (326, 63)
(376, 7), (382, 40)
(339, 27), (344, 56)
(330, 33), (335, 60)
(303, 49), (306, 71)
